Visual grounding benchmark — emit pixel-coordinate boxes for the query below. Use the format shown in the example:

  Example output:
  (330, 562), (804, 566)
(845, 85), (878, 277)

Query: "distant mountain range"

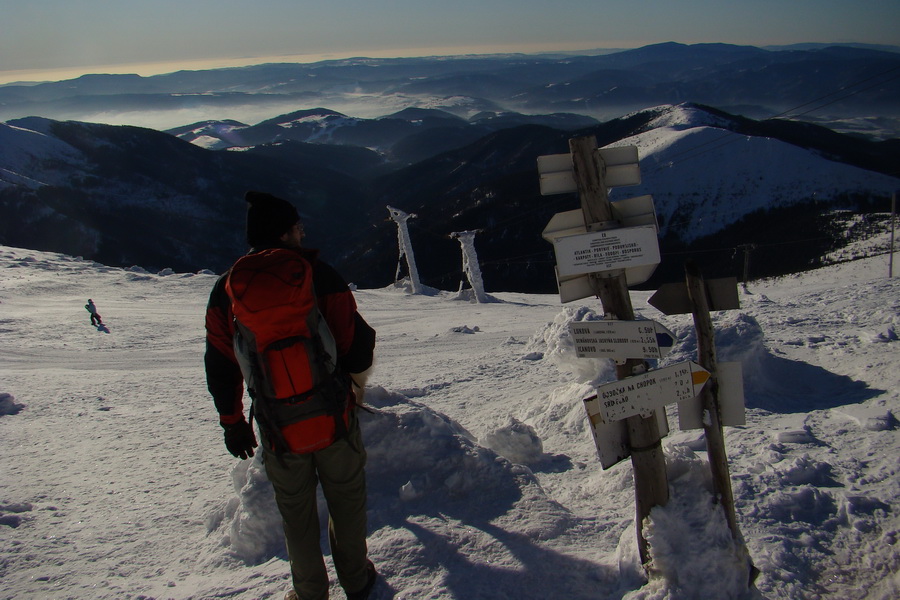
(2, 42), (898, 139)
(1, 42), (899, 292)
(2, 98), (897, 291)
(165, 107), (600, 169)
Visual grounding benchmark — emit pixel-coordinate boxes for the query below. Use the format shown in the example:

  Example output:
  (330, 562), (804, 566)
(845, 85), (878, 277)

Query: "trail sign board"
(648, 278), (741, 315)
(554, 225), (660, 278)
(678, 361), (746, 429)
(541, 195), (658, 243)
(538, 146), (641, 196)
(583, 402), (670, 469)
(569, 319), (676, 360)
(593, 361), (710, 424)
(543, 196), (660, 302)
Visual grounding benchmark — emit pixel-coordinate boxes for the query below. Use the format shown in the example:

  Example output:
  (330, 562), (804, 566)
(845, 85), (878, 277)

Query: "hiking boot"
(283, 590), (298, 600)
(345, 560), (377, 600)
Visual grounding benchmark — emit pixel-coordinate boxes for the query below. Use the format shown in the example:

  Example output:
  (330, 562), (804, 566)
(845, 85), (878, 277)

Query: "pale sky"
(2, 0), (898, 84)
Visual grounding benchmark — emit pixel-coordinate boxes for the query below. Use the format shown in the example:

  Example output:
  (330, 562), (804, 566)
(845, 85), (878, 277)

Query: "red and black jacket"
(204, 246), (375, 427)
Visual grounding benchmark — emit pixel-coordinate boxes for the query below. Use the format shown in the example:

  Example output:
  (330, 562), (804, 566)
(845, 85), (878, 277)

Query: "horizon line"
(3, 40), (893, 87)
(0, 42), (628, 86)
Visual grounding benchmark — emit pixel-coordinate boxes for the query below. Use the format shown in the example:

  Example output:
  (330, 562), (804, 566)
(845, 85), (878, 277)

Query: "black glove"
(222, 420), (258, 460)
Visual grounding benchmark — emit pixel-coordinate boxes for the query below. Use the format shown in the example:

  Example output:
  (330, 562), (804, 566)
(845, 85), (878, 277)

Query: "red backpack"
(225, 248), (350, 454)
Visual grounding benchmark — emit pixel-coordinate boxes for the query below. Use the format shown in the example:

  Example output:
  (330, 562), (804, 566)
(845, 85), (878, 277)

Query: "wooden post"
(738, 244), (756, 291)
(570, 135), (669, 566)
(685, 260), (757, 584)
(890, 192), (896, 279)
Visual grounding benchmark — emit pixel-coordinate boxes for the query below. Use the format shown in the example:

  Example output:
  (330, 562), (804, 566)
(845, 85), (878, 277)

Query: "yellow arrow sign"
(589, 361), (711, 424)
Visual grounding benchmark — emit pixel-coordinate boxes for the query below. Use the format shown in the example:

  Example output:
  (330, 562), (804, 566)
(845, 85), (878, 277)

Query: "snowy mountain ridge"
(337, 102), (899, 290)
(0, 120), (86, 188)
(1, 103), (897, 289)
(606, 105), (899, 242)
(627, 103), (737, 131)
(169, 106), (596, 154)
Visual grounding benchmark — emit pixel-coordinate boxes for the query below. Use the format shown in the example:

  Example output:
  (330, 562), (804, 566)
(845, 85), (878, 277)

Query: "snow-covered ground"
(0, 244), (897, 600)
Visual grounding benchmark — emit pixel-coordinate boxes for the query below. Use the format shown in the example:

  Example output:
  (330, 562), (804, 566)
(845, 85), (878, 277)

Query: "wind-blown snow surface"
(0, 245), (897, 600)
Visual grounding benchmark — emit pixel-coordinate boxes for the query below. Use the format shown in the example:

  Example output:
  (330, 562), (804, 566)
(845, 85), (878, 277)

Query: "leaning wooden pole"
(890, 191), (896, 279)
(685, 261), (738, 530)
(570, 135), (669, 566)
(685, 260), (757, 584)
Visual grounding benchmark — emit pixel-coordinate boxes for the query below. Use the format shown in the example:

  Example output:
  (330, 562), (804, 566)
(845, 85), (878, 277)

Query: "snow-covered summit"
(605, 104), (900, 242)
(626, 103), (738, 132)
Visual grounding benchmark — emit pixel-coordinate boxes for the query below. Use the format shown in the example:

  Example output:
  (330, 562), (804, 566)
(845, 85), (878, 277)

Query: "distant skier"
(85, 299), (103, 326)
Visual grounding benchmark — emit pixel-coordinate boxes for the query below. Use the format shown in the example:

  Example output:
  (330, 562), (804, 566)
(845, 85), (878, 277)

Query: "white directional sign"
(678, 361), (746, 429)
(538, 145), (641, 196)
(542, 195), (660, 301)
(592, 361), (711, 424)
(583, 402), (670, 470)
(541, 195), (659, 243)
(553, 224), (660, 278)
(569, 319), (676, 360)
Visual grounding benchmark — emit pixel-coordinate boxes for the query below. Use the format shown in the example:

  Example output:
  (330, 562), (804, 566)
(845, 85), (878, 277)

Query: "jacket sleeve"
(313, 260), (376, 375)
(204, 274), (246, 424)
(343, 312), (376, 374)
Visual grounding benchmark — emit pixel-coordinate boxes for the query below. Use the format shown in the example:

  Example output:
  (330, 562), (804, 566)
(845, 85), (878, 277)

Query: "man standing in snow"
(85, 299), (102, 326)
(204, 191), (377, 600)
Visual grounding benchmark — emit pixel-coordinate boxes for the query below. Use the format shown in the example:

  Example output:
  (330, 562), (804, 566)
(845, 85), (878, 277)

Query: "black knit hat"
(245, 191), (300, 247)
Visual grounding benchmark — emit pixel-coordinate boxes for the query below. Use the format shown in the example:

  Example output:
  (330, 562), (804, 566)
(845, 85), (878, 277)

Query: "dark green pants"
(264, 420), (369, 600)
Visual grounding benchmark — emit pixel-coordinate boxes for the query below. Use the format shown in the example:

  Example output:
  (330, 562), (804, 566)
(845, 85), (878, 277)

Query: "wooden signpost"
(539, 138), (755, 585)
(539, 136), (667, 566)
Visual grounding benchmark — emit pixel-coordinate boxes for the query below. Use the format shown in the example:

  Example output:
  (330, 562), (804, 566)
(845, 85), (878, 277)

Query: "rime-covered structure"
(387, 206), (423, 295)
(450, 230), (488, 303)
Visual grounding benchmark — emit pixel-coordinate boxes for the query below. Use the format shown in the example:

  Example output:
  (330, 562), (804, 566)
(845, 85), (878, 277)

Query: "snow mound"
(362, 387), (529, 521)
(834, 405), (898, 432)
(450, 288), (501, 303)
(205, 455), (284, 565)
(868, 324), (897, 343)
(667, 312), (879, 413)
(481, 416), (544, 466)
(207, 388), (551, 564)
(527, 305), (616, 385)
(386, 277), (440, 296)
(627, 444), (756, 600)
